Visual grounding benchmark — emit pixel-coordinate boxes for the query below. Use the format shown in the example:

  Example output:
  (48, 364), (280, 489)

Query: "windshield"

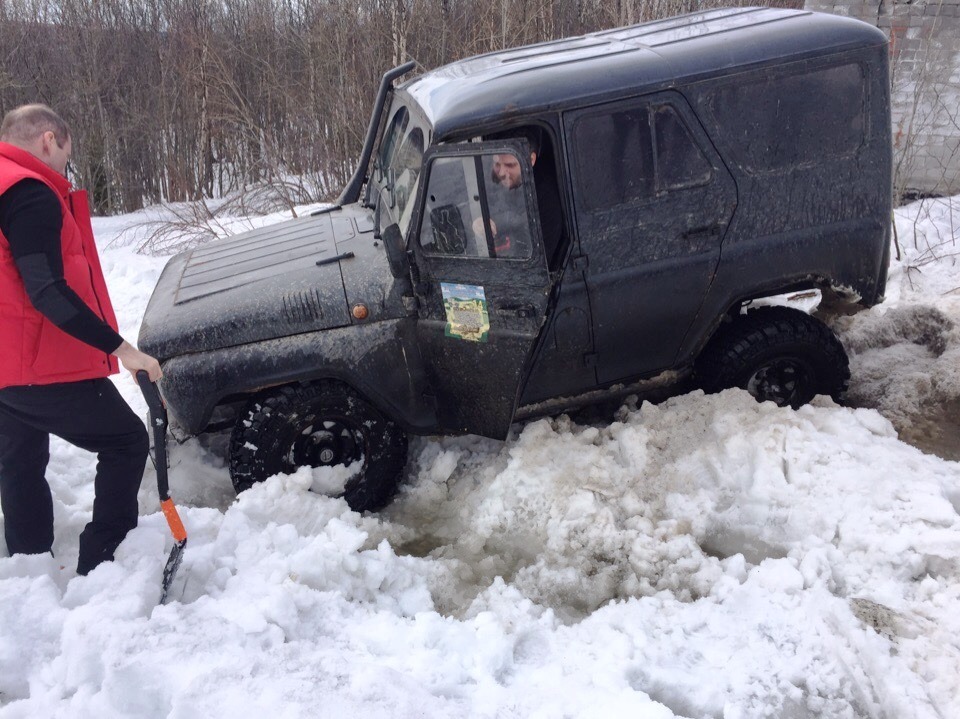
(373, 98), (428, 238)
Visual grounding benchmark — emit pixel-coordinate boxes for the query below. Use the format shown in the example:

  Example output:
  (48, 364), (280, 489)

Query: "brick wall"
(805, 0), (960, 197)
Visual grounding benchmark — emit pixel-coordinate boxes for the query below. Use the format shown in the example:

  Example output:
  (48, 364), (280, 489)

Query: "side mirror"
(381, 222), (407, 278)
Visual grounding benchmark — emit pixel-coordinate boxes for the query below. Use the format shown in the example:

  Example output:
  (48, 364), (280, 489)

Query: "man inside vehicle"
(474, 127), (564, 267)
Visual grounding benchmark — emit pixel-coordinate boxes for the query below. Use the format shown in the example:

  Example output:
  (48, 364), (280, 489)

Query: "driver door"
(408, 141), (553, 439)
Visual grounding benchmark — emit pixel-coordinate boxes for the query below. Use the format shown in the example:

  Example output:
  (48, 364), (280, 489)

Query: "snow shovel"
(136, 370), (187, 604)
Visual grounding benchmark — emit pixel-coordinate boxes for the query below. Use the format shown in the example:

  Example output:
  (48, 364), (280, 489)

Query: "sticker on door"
(441, 283), (490, 343)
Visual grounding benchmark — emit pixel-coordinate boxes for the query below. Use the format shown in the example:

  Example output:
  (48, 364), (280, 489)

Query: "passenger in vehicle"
(474, 127), (564, 267)
(475, 152), (530, 257)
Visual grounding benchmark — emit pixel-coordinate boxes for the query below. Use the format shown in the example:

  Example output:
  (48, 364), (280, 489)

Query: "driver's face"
(492, 154), (523, 189)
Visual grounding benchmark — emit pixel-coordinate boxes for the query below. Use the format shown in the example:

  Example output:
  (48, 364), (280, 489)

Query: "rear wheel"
(695, 306), (849, 408)
(229, 381), (408, 512)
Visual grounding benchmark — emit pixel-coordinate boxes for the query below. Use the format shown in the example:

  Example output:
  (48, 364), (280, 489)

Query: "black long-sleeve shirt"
(0, 179), (123, 354)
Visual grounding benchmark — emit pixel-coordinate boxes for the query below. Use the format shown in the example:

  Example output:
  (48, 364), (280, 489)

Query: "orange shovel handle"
(160, 498), (187, 543)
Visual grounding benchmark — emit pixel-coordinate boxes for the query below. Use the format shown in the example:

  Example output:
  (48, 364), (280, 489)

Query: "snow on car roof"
(404, 6), (887, 138)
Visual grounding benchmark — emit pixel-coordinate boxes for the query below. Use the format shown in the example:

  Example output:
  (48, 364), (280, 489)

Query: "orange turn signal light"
(352, 303), (369, 320)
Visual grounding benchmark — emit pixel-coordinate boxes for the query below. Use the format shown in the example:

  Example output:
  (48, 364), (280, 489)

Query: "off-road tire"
(695, 306), (849, 408)
(229, 381), (408, 512)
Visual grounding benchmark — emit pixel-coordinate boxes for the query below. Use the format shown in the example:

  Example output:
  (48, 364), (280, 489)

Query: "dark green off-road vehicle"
(139, 7), (892, 511)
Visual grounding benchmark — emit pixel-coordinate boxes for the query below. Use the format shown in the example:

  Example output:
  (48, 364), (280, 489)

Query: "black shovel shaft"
(135, 370), (187, 603)
(136, 371), (170, 501)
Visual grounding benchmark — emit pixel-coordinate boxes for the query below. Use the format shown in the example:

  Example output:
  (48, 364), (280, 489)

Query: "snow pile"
(0, 199), (958, 718)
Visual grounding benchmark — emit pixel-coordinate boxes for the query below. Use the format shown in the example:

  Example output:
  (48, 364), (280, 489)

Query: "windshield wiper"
(316, 251), (356, 267)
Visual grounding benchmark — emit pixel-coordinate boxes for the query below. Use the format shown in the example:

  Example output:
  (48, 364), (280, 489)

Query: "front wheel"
(695, 306), (850, 408)
(229, 381), (408, 512)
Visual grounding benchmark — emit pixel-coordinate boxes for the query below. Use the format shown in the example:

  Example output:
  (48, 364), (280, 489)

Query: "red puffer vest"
(0, 142), (119, 388)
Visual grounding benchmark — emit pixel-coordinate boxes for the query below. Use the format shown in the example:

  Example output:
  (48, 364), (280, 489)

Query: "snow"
(1, 198), (959, 718)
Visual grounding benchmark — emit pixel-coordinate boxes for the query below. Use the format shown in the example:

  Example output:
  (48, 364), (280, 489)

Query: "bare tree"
(0, 0), (804, 225)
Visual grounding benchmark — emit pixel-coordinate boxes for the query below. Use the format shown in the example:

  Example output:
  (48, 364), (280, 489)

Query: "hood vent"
(174, 214), (337, 304)
(282, 289), (324, 324)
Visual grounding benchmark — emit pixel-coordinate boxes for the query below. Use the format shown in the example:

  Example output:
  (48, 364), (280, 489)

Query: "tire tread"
(696, 306), (850, 405)
(229, 380), (407, 512)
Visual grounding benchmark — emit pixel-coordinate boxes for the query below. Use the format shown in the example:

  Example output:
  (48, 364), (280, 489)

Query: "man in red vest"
(0, 104), (161, 575)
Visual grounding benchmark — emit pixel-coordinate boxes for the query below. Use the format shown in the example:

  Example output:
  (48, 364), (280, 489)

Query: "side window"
(419, 151), (533, 260)
(655, 106), (712, 191)
(379, 107), (409, 173)
(574, 102), (712, 212)
(706, 63), (865, 174)
(394, 127), (424, 218)
(575, 108), (654, 210)
(378, 103), (427, 237)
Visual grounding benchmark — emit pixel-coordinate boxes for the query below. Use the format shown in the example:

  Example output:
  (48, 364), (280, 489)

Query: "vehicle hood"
(139, 209), (366, 361)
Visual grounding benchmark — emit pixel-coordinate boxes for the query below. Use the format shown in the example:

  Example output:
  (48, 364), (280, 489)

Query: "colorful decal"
(441, 283), (490, 343)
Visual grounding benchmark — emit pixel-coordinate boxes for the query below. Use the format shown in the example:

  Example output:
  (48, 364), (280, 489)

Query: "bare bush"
(887, 0), (960, 203)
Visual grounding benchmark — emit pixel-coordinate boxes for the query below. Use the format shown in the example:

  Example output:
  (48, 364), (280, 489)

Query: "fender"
(675, 216), (889, 367)
(158, 318), (437, 436)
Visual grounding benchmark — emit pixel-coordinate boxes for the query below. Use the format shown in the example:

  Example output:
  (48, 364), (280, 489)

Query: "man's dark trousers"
(0, 378), (148, 574)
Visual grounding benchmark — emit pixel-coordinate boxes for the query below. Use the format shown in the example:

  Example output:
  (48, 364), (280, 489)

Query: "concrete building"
(806, 0), (960, 197)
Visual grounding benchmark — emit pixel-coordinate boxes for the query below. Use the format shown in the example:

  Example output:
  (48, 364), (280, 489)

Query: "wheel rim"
(745, 357), (814, 407)
(288, 415), (365, 471)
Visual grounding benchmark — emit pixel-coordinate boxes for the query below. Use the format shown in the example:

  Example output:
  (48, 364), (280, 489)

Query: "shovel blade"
(160, 539), (187, 604)
(158, 498), (187, 604)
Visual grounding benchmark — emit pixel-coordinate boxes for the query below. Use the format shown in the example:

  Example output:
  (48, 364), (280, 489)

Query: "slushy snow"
(0, 198), (958, 718)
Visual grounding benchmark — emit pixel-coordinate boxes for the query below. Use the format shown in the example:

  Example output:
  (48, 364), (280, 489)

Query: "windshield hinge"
(406, 250), (430, 296)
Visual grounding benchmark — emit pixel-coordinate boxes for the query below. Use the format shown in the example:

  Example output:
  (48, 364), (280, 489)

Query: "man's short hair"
(0, 104), (71, 147)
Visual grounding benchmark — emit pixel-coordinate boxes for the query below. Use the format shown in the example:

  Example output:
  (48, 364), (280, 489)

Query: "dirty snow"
(835, 196), (960, 462)
(0, 198), (958, 718)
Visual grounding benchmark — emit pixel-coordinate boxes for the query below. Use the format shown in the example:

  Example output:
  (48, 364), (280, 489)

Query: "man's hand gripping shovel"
(136, 371), (187, 604)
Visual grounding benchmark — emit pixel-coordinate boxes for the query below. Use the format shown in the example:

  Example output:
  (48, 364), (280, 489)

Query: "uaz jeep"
(139, 7), (892, 511)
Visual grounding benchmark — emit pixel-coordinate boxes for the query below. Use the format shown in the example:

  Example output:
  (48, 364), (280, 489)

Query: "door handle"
(497, 303), (537, 318)
(681, 224), (723, 241)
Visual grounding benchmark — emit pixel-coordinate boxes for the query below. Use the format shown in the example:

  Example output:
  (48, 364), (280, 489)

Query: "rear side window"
(706, 63), (865, 174)
(656, 106), (712, 191)
(573, 103), (711, 211)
